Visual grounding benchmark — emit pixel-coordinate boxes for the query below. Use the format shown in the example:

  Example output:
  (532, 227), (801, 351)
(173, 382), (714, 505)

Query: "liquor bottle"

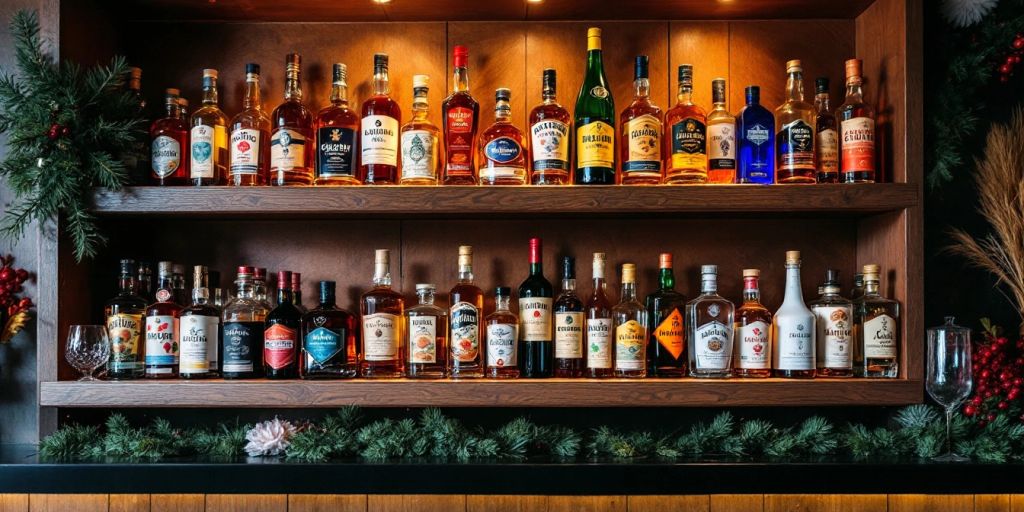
(737, 86), (775, 184)
(270, 53), (314, 186)
(851, 272), (865, 300)
(229, 63), (271, 186)
(529, 69), (571, 185)
(150, 89), (189, 185)
(619, 55), (664, 185)
(221, 266), (267, 379)
(645, 253), (686, 377)
(837, 58), (876, 183)
(612, 263), (647, 378)
(210, 270), (224, 309)
(179, 265), (220, 379)
(485, 287), (520, 378)
(264, 270), (301, 379)
(190, 68), (228, 186)
(104, 259), (147, 380)
(360, 53), (402, 185)
(733, 269), (772, 378)
(773, 251), (816, 378)
(254, 267), (272, 310)
(665, 64), (708, 184)
(406, 283), (448, 378)
(449, 245), (484, 378)
(172, 263), (188, 307)
(686, 265), (734, 378)
(814, 77), (839, 183)
(178, 97), (189, 118)
(518, 238), (553, 378)
(707, 78), (737, 184)
(585, 252), (614, 378)
(124, 67), (150, 184)
(479, 88), (528, 185)
(775, 60), (816, 184)
(853, 264), (899, 377)
(300, 281), (359, 379)
(360, 249), (405, 377)
(138, 261), (154, 304)
(400, 75), (441, 185)
(292, 272), (306, 314)
(145, 262), (181, 378)
(810, 269), (853, 377)
(574, 27), (616, 185)
(442, 45), (480, 185)
(313, 63), (360, 185)
(553, 257), (585, 377)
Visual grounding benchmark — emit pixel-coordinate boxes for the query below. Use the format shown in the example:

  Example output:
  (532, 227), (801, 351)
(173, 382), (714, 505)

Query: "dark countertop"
(1, 445), (1021, 494)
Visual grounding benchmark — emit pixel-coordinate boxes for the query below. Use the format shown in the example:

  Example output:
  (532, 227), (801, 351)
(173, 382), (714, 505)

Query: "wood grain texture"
(204, 494), (286, 512)
(466, 495), (548, 512)
(0, 495), (28, 512)
(35, 220), (60, 438)
(151, 494), (205, 512)
(28, 494), (107, 512)
(889, 495), (975, 512)
(547, 496), (625, 512)
(976, 495), (1010, 512)
(764, 494), (886, 512)
(710, 495), (763, 512)
(110, 494), (151, 512)
(669, 22), (729, 109)
(449, 22), (528, 130)
(368, 494), (466, 512)
(628, 495), (708, 512)
(288, 494), (368, 512)
(1010, 495), (1024, 512)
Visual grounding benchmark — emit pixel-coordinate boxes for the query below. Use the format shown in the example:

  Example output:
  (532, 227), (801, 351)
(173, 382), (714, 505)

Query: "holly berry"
(1000, 63), (1013, 75)
(1014, 36), (1024, 49)
(60, 125), (70, 138)
(15, 269), (27, 282)
(46, 123), (60, 140)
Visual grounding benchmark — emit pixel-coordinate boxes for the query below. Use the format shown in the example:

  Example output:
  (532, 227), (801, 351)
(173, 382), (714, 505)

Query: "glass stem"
(946, 408), (954, 455)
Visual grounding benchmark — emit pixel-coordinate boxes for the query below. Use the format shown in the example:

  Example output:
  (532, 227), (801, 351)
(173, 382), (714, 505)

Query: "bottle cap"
(286, 53), (301, 67)
(332, 63), (347, 85)
(785, 250), (801, 264)
(158, 261), (174, 276)
(561, 256), (576, 280)
(621, 263), (636, 284)
(815, 77), (829, 94)
(413, 74), (429, 89)
(453, 45), (469, 67)
(129, 67), (142, 80)
(495, 87), (511, 102)
(416, 283), (435, 292)
(277, 270), (292, 288)
(825, 268), (840, 284)
(711, 78), (726, 103)
(701, 264), (718, 276)
(245, 62), (260, 75)
(119, 259), (137, 275)
(743, 268), (760, 278)
(172, 263), (185, 275)
(745, 85), (760, 104)
(374, 53), (389, 71)
(375, 249), (390, 278)
(845, 58), (863, 79)
(862, 264), (880, 278)
(592, 252), (606, 279)
(786, 59), (803, 73)
(659, 253), (672, 269)
(458, 245), (473, 269)
(542, 68), (556, 96)
(529, 238), (542, 264)
(291, 272), (301, 290)
(495, 286), (511, 297)
(319, 280), (336, 302)
(236, 265), (254, 277)
(678, 64), (693, 85)
(587, 27), (602, 51)
(203, 68), (218, 79)
(194, 265), (208, 286)
(164, 87), (180, 97)
(634, 55), (649, 80)
(254, 267), (267, 281)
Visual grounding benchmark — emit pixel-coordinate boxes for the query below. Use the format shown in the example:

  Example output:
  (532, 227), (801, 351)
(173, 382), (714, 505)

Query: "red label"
(264, 324), (297, 370)
(446, 107), (475, 174)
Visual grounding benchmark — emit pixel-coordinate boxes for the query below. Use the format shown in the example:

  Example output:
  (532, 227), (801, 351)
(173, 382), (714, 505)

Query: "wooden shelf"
(90, 184), (918, 218)
(40, 379), (922, 408)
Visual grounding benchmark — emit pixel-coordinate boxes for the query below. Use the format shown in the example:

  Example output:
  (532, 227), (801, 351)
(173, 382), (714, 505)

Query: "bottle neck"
(453, 66), (469, 93)
(530, 262), (543, 277)
(293, 289), (302, 306)
(412, 88), (429, 122)
(542, 89), (556, 104)
(743, 278), (760, 303)
(244, 75), (262, 110)
(277, 287), (293, 305)
(285, 70), (301, 102)
(677, 82), (693, 105)
(203, 80), (218, 107)
(374, 67), (391, 96)
(592, 276), (606, 295)
(374, 270), (392, 288)
(586, 49), (604, 77)
(495, 100), (511, 123)
(864, 279), (880, 296)
(458, 265), (474, 283)
(815, 93), (831, 112)
(193, 284), (209, 305)
(659, 268), (675, 291)
(319, 293), (336, 308)
(634, 77), (650, 100)
(418, 291), (435, 305)
(331, 81), (349, 106)
(701, 276), (717, 295)
(166, 102), (180, 119)
(845, 79), (864, 102)
(562, 278), (576, 292)
(783, 264), (804, 303)
(119, 275), (137, 295)
(236, 278), (255, 299)
(620, 281), (637, 302)
(496, 295), (511, 312)
(787, 72), (804, 102)
(157, 275), (174, 300)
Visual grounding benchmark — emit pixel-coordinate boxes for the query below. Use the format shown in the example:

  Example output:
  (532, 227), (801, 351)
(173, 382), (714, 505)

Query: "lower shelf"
(39, 378), (923, 408)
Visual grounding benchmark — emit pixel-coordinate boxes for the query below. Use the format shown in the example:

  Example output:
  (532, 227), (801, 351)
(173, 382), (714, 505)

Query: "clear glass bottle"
(775, 60), (817, 184)
(145, 261), (181, 379)
(300, 281), (359, 379)
(733, 269), (772, 378)
(179, 265), (220, 379)
(360, 249), (405, 377)
(137, 261), (154, 304)
(665, 64), (707, 184)
(612, 263), (647, 378)
(479, 88), (528, 185)
(574, 27), (616, 185)
(221, 266), (268, 378)
(706, 78), (737, 184)
(172, 263), (188, 307)
(686, 265), (734, 378)
(442, 45), (480, 185)
(619, 55), (663, 185)
(407, 284), (448, 379)
(190, 68), (228, 186)
(837, 58), (877, 183)
(773, 251), (816, 378)
(645, 253), (686, 377)
(529, 68), (571, 185)
(150, 90), (189, 186)
(737, 86), (775, 184)
(854, 264), (900, 377)
(814, 77), (839, 183)
(314, 63), (361, 185)
(554, 256), (585, 377)
(104, 259), (147, 380)
(485, 287), (520, 378)
(851, 272), (865, 301)
(400, 75), (441, 185)
(254, 267), (272, 311)
(229, 63), (271, 186)
(449, 245), (484, 378)
(810, 269), (853, 377)
(360, 53), (402, 185)
(270, 53), (314, 186)
(585, 252), (614, 378)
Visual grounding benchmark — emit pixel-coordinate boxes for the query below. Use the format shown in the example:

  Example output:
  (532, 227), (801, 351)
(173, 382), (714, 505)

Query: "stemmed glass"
(926, 316), (973, 462)
(65, 325), (110, 381)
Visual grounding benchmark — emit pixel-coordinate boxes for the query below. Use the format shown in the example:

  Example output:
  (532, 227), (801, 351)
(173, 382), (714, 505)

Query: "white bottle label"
(530, 120), (569, 171)
(179, 314), (218, 374)
(144, 315), (179, 371)
(586, 318), (613, 369)
(554, 311), (584, 359)
(270, 128), (306, 171)
(708, 122), (736, 169)
(614, 319), (646, 371)
(519, 298), (553, 341)
(815, 305), (852, 369)
(774, 314), (815, 370)
(362, 313), (399, 361)
(190, 125), (216, 179)
(401, 130), (436, 179)
(817, 128), (839, 173)
(361, 115), (399, 166)
(863, 314), (897, 359)
(230, 128), (261, 176)
(486, 323), (518, 367)
(693, 320), (733, 370)
(151, 136), (181, 177)
(735, 320), (770, 369)
(407, 315), (437, 363)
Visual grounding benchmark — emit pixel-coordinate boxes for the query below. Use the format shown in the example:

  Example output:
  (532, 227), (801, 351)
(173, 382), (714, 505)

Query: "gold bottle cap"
(413, 74), (429, 89)
(587, 27), (602, 51)
(659, 253), (672, 269)
(743, 268), (760, 278)
(129, 66), (142, 79)
(786, 59), (803, 74)
(862, 263), (880, 276)
(193, 265), (207, 283)
(458, 245), (473, 269)
(621, 263), (636, 284)
(374, 249), (390, 278)
(203, 68), (218, 79)
(785, 250), (801, 264)
(164, 87), (180, 98)
(845, 58), (863, 79)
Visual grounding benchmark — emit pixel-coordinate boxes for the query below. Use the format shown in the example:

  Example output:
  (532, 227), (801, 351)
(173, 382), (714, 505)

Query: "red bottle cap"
(659, 253), (672, 269)
(291, 272), (301, 290)
(237, 266), (255, 277)
(453, 45), (468, 68)
(277, 270), (292, 288)
(529, 237), (542, 264)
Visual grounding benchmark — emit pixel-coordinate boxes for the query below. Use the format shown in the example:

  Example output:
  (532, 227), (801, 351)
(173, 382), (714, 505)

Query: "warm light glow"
(373, 0), (391, 4)
(527, 0), (543, 3)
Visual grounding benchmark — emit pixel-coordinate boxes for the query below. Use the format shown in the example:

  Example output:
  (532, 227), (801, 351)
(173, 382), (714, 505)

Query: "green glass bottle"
(574, 27), (616, 185)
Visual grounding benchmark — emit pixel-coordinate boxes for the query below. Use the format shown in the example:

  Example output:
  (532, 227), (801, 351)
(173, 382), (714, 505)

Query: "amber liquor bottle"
(707, 78), (737, 184)
(361, 249), (405, 377)
(407, 284), (448, 379)
(292, 272), (306, 314)
(733, 269), (772, 378)
(360, 53), (402, 185)
(529, 69), (571, 185)
(150, 90), (189, 185)
(265, 270), (301, 379)
(314, 63), (360, 185)
(620, 55), (664, 185)
(479, 88), (528, 185)
(269, 54), (313, 186)
(449, 245), (484, 378)
(518, 238), (553, 378)
(442, 45), (480, 184)
(554, 257), (585, 377)
(645, 253), (687, 377)
(837, 58), (876, 183)
(814, 77), (839, 183)
(190, 68), (228, 186)
(613, 263), (647, 378)
(585, 252), (614, 378)
(221, 266), (268, 379)
(179, 265), (220, 379)
(665, 64), (708, 184)
(104, 259), (147, 380)
(145, 262), (181, 378)
(400, 75), (441, 185)
(775, 60), (817, 184)
(229, 63), (271, 186)
(485, 287), (520, 378)
(300, 281), (359, 379)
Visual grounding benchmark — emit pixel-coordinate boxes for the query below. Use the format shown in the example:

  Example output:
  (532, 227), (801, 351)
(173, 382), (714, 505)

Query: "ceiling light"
(373, 0), (391, 4)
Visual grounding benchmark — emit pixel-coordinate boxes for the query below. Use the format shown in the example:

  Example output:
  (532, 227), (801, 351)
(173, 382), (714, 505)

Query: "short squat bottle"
(485, 287), (520, 378)
(686, 265), (734, 378)
(854, 264), (900, 377)
(811, 269), (853, 377)
(300, 281), (359, 379)
(406, 284), (448, 379)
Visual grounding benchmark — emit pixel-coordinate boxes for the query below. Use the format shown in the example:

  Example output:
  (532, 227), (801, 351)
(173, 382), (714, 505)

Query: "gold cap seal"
(786, 59), (802, 74)
(743, 268), (760, 278)
(786, 250), (801, 264)
(587, 27), (602, 51)
(621, 263), (636, 284)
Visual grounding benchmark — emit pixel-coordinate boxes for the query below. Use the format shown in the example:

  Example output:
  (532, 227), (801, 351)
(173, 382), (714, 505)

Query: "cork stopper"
(786, 59), (803, 74)
(743, 268), (760, 278)
(129, 67), (142, 80)
(592, 252), (606, 280)
(458, 245), (473, 270)
(587, 27), (602, 51)
(845, 58), (863, 80)
(203, 68), (218, 79)
(374, 249), (390, 279)
(621, 263), (636, 284)
(164, 87), (180, 97)
(786, 250), (801, 265)
(659, 253), (672, 269)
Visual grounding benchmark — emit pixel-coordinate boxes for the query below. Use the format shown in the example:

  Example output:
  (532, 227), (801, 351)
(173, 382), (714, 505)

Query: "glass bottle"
(518, 237), (554, 378)
(585, 252), (614, 378)
(360, 249), (405, 377)
(665, 64), (708, 184)
(529, 68), (571, 185)
(613, 263), (647, 378)
(400, 75), (441, 185)
(851, 272), (865, 300)
(485, 287), (520, 378)
(314, 63), (360, 185)
(137, 261), (154, 304)
(407, 283), (448, 379)
(645, 253), (687, 377)
(814, 77), (839, 183)
(775, 60), (817, 184)
(707, 78), (737, 184)
(737, 86), (775, 184)
(190, 68), (228, 186)
(733, 269), (772, 378)
(442, 45), (480, 185)
(179, 265), (220, 379)
(686, 265), (734, 378)
(178, 97), (189, 118)
(150, 90), (189, 186)
(837, 58), (877, 183)
(229, 63), (271, 186)
(574, 27), (616, 185)
(811, 269), (853, 377)
(254, 267), (272, 311)
(619, 55), (664, 185)
(449, 245), (484, 378)
(145, 261), (181, 378)
(854, 264), (900, 377)
(479, 88), (528, 185)
(104, 259), (147, 380)
(360, 53), (402, 185)
(124, 67), (150, 183)
(264, 270), (301, 379)
(270, 53), (314, 186)
(172, 263), (188, 307)
(554, 257), (585, 377)
(221, 266), (267, 379)
(292, 272), (306, 314)
(773, 251), (816, 378)
(300, 281), (359, 379)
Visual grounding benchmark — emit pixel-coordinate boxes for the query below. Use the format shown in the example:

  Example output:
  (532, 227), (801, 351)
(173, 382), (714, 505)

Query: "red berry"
(1015, 38), (1024, 49)
(17, 297), (31, 309)
(1001, 64), (1014, 74)
(0, 268), (12, 282)
(999, 337), (1009, 345)
(999, 401), (1010, 410)
(986, 390), (995, 398)
(979, 420), (988, 427)
(982, 369), (992, 379)
(15, 269), (27, 282)
(988, 413), (998, 422)
(965, 405), (977, 416)
(972, 396), (984, 406)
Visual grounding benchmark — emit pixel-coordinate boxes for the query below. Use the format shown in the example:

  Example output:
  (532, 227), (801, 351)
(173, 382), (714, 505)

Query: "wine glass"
(65, 325), (110, 381)
(926, 316), (973, 462)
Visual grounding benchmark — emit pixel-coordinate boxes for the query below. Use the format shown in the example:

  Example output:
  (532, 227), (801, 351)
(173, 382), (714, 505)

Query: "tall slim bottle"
(360, 249), (405, 377)
(814, 77), (839, 183)
(838, 58), (876, 183)
(104, 259), (147, 380)
(612, 263), (647, 378)
(189, 69), (228, 186)
(518, 238), (554, 378)
(574, 27), (616, 185)
(229, 63), (271, 186)
(775, 60), (816, 184)
(646, 253), (687, 377)
(314, 63), (360, 185)
(773, 251), (816, 378)
(449, 245), (484, 378)
(733, 269), (772, 378)
(179, 265), (220, 379)
(360, 54), (402, 184)
(707, 78), (737, 184)
(665, 64), (707, 184)
(150, 90), (189, 185)
(442, 45), (480, 184)
(619, 55), (663, 185)
(686, 265), (734, 378)
(270, 53), (314, 185)
(737, 86), (775, 184)
(145, 262), (181, 378)
(529, 69), (571, 185)
(585, 252), (614, 378)
(554, 257), (585, 377)
(265, 270), (301, 379)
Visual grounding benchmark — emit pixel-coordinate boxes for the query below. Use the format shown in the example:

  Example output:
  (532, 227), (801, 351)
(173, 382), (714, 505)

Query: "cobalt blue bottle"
(737, 86), (775, 184)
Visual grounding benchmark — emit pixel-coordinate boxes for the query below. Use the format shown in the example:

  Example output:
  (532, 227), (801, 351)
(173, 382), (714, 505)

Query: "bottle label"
(671, 118), (707, 169)
(746, 123), (771, 146)
(774, 315), (815, 370)
(316, 127), (356, 177)
(624, 114), (662, 172)
(736, 320), (770, 369)
(486, 323), (518, 367)
(484, 137), (522, 164)
(694, 320), (732, 370)
(863, 313), (897, 359)
(222, 322), (259, 373)
(408, 315), (437, 363)
(360, 115), (399, 166)
(586, 318), (613, 369)
(144, 315), (178, 368)
(576, 120), (614, 169)
(840, 117), (875, 174)
(230, 128), (261, 176)
(151, 135), (181, 177)
(106, 313), (143, 372)
(654, 308), (684, 360)
(190, 125), (216, 179)
(708, 122), (736, 170)
(530, 119), (569, 171)
(401, 130), (436, 179)
(518, 298), (553, 341)
(815, 306), (852, 369)
(450, 302), (480, 363)
(264, 323), (297, 370)
(445, 106), (476, 174)
(816, 127), (839, 174)
(305, 326), (343, 364)
(270, 128), (307, 171)
(554, 311), (584, 359)
(362, 312), (399, 361)
(179, 314), (218, 374)
(777, 119), (814, 171)
(614, 319), (646, 370)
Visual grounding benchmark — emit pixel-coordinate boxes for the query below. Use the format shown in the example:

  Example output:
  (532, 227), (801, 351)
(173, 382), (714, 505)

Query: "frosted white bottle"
(772, 250), (816, 378)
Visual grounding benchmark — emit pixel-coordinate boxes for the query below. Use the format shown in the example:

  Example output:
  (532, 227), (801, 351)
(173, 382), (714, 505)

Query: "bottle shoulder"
(518, 275), (553, 295)
(271, 100), (313, 126)
(302, 305), (356, 322)
(443, 91), (478, 110)
(230, 108), (271, 130)
(192, 106), (229, 126)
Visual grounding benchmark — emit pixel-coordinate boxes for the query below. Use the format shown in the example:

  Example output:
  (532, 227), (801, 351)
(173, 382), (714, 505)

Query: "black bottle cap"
(245, 62), (260, 75)
(678, 64), (693, 85)
(815, 77), (829, 94)
(561, 256), (576, 280)
(745, 85), (760, 104)
(495, 87), (511, 102)
(634, 55), (649, 80)
(119, 259), (137, 275)
(319, 280), (336, 303)
(374, 53), (388, 71)
(825, 268), (840, 285)
(542, 68), (556, 96)
(495, 286), (511, 297)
